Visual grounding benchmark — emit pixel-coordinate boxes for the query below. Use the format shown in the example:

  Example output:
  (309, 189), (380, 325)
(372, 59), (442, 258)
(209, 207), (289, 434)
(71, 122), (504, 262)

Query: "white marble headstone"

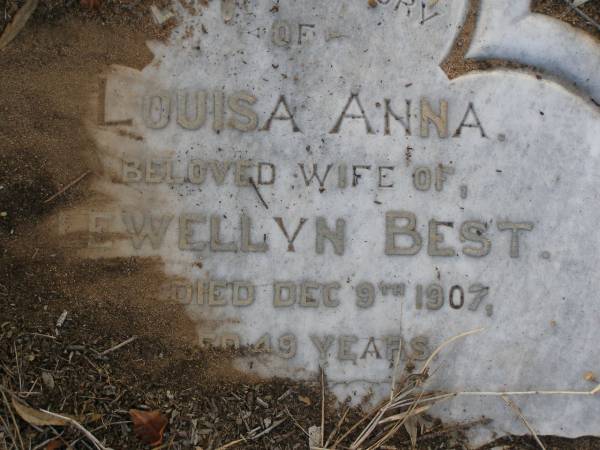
(66, 0), (600, 442)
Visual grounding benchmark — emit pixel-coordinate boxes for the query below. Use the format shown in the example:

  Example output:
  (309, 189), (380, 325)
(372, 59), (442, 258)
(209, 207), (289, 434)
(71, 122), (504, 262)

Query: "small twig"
(420, 327), (484, 375)
(389, 335), (404, 399)
(0, 0), (38, 50)
(250, 418), (286, 440)
(332, 407), (377, 448)
(351, 398), (395, 449)
(249, 177), (269, 209)
(22, 377), (39, 398)
(1, 389), (24, 450)
(0, 409), (18, 450)
(215, 437), (246, 450)
(13, 342), (22, 392)
(561, 0), (600, 32)
(324, 406), (349, 448)
(100, 336), (137, 356)
(457, 388), (600, 396)
(501, 395), (546, 450)
(277, 388), (292, 402)
(217, 418), (286, 448)
(320, 366), (325, 446)
(33, 434), (64, 450)
(43, 170), (91, 204)
(27, 333), (57, 340)
(68, 421), (131, 448)
(351, 329), (483, 450)
(366, 386), (430, 450)
(284, 407), (309, 437)
(39, 410), (109, 450)
(377, 404), (430, 425)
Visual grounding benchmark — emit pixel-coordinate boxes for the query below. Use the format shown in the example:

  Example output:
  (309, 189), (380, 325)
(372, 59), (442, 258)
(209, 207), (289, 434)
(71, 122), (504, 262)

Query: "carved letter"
(274, 217), (308, 252)
(300, 282), (320, 307)
(360, 337), (382, 359)
(310, 335), (335, 361)
(384, 99), (411, 136)
(497, 221), (534, 258)
(88, 212), (113, 248)
(177, 90), (206, 129)
(227, 91), (258, 131)
(329, 93), (374, 134)
(235, 160), (253, 187)
(122, 212), (173, 250)
(315, 217), (345, 255)
(232, 281), (255, 306)
(179, 213), (207, 251)
(240, 215), (268, 253)
(261, 95), (301, 132)
(323, 282), (341, 307)
(460, 220), (491, 257)
(428, 220), (455, 257)
(409, 336), (430, 361)
(258, 162), (276, 185)
(299, 164), (332, 191)
(338, 335), (358, 362)
(188, 160), (207, 184)
(274, 282), (296, 307)
(420, 98), (448, 138)
(123, 159), (142, 182)
(210, 215), (237, 252)
(142, 93), (170, 129)
(208, 279), (227, 306)
(453, 102), (486, 138)
(385, 211), (422, 256)
(213, 91), (225, 132)
(208, 160), (232, 185)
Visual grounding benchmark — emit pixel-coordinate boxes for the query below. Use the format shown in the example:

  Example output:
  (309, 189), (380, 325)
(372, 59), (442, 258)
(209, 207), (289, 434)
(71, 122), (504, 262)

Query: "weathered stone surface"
(67, 0), (600, 441)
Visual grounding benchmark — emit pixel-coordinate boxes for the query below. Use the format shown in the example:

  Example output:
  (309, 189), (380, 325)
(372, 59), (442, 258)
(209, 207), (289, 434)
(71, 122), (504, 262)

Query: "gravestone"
(62, 0), (600, 442)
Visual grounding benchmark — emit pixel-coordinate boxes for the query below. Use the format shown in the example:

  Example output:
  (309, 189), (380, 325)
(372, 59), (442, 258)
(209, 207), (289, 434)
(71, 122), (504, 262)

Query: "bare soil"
(532, 0), (600, 39)
(1, 0), (599, 448)
(444, 0), (600, 79)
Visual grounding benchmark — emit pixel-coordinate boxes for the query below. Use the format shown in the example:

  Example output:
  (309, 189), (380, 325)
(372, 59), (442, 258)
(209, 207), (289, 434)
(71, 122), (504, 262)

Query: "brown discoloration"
(0, 5), (202, 373)
(442, 0), (529, 79)
(443, 0), (600, 79)
(0, 0), (175, 39)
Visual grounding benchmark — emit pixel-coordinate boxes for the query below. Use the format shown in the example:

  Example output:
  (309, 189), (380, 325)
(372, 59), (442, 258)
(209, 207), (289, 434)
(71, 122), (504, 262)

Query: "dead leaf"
(404, 416), (418, 449)
(0, 0), (38, 50)
(45, 438), (63, 450)
(129, 409), (168, 447)
(368, 0), (378, 7)
(12, 397), (68, 427)
(298, 395), (311, 406)
(12, 397), (99, 428)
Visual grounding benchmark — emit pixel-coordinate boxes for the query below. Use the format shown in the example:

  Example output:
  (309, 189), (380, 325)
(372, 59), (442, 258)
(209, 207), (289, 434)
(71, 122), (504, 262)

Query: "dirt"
(443, 0), (600, 79)
(0, 1), (599, 449)
(532, 0), (600, 39)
